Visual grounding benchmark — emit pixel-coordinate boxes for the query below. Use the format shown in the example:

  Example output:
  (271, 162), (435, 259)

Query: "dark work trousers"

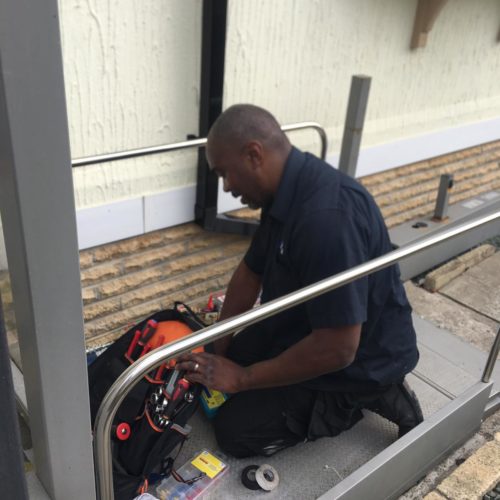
(213, 324), (390, 458)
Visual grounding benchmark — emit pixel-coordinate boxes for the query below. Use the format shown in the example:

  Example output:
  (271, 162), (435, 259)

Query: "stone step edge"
(423, 244), (497, 292)
(424, 433), (500, 500)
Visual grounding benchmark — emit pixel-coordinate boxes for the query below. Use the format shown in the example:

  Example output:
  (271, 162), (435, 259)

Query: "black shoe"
(365, 380), (424, 438)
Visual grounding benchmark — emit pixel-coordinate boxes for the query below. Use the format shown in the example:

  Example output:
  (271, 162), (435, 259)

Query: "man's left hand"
(175, 352), (249, 393)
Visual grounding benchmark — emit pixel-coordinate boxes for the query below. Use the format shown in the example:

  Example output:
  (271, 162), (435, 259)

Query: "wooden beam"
(411, 0), (449, 50)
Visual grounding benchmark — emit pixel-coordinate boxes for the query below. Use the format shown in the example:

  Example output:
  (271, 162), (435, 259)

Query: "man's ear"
(244, 141), (264, 169)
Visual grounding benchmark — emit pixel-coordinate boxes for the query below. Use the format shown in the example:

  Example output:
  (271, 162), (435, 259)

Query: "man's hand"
(177, 324), (361, 393)
(175, 352), (249, 393)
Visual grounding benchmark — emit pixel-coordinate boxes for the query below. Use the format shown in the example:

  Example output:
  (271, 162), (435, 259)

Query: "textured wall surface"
(58, 0), (202, 208)
(224, 0), (500, 153)
(58, 0), (500, 211)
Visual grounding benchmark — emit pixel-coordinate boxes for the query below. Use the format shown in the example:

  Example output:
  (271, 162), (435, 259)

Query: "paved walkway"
(401, 248), (500, 500)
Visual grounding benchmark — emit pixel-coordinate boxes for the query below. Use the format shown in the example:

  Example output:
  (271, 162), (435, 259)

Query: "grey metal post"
(338, 75), (371, 178)
(433, 174), (454, 221)
(0, 1), (96, 499)
(0, 294), (29, 499)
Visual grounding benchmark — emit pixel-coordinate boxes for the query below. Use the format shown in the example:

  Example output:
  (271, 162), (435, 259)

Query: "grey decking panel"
(414, 314), (500, 395)
(172, 411), (399, 500)
(440, 252), (500, 323)
(414, 344), (477, 397)
(166, 339), (454, 499)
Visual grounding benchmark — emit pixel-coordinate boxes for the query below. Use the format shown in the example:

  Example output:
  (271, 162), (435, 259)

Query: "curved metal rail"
(72, 121), (328, 167)
(94, 209), (500, 499)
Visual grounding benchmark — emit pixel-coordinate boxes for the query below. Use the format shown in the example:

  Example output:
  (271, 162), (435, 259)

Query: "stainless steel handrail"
(94, 209), (500, 500)
(72, 121), (328, 167)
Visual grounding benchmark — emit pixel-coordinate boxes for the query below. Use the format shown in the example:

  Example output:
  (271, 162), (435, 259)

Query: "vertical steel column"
(338, 75), (371, 178)
(195, 0), (228, 230)
(0, 1), (96, 499)
(0, 295), (28, 499)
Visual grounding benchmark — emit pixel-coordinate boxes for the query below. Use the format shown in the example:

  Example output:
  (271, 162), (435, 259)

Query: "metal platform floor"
(165, 314), (499, 500)
(25, 312), (498, 499)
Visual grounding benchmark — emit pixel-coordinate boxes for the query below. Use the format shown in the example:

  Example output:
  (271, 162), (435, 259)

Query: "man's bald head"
(208, 104), (290, 152)
(206, 104), (292, 209)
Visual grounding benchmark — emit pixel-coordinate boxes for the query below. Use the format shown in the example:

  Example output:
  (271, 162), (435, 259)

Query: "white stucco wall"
(224, 0), (500, 153)
(58, 0), (202, 209)
(48, 0), (500, 248)
(62, 0), (500, 207)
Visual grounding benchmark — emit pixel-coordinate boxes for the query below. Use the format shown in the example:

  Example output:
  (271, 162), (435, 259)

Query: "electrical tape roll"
(241, 465), (261, 491)
(255, 464), (279, 491)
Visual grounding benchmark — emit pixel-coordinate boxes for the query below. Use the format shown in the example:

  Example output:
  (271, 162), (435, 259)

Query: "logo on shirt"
(279, 241), (285, 256)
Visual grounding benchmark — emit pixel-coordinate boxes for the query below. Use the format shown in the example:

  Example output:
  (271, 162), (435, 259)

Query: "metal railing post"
(338, 75), (371, 178)
(94, 209), (500, 500)
(482, 327), (500, 383)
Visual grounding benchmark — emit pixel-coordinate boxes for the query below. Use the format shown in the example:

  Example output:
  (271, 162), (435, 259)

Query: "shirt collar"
(269, 146), (305, 222)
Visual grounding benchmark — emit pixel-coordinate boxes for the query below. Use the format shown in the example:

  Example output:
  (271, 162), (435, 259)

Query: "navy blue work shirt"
(244, 147), (419, 390)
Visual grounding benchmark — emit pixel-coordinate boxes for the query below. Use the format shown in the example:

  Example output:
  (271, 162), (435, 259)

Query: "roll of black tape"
(241, 464), (261, 491)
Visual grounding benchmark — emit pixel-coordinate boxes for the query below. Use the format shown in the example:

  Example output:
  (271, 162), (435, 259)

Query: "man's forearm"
(238, 325), (361, 390)
(214, 259), (262, 355)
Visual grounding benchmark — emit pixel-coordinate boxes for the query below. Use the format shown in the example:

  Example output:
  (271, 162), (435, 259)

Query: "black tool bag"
(88, 302), (206, 500)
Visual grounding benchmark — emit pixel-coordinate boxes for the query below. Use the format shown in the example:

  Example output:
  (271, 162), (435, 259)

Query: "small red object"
(126, 330), (141, 358)
(172, 378), (190, 402)
(155, 363), (166, 381)
(140, 319), (158, 343)
(207, 294), (214, 311)
(115, 422), (131, 441)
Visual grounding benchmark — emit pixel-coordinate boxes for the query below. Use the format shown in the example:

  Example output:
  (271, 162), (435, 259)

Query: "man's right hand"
(176, 352), (250, 393)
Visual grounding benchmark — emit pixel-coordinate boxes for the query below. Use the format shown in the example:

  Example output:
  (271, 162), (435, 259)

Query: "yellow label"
(204, 389), (227, 409)
(191, 450), (225, 479)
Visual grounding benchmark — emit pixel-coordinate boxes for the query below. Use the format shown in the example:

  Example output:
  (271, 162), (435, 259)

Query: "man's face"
(206, 139), (268, 209)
